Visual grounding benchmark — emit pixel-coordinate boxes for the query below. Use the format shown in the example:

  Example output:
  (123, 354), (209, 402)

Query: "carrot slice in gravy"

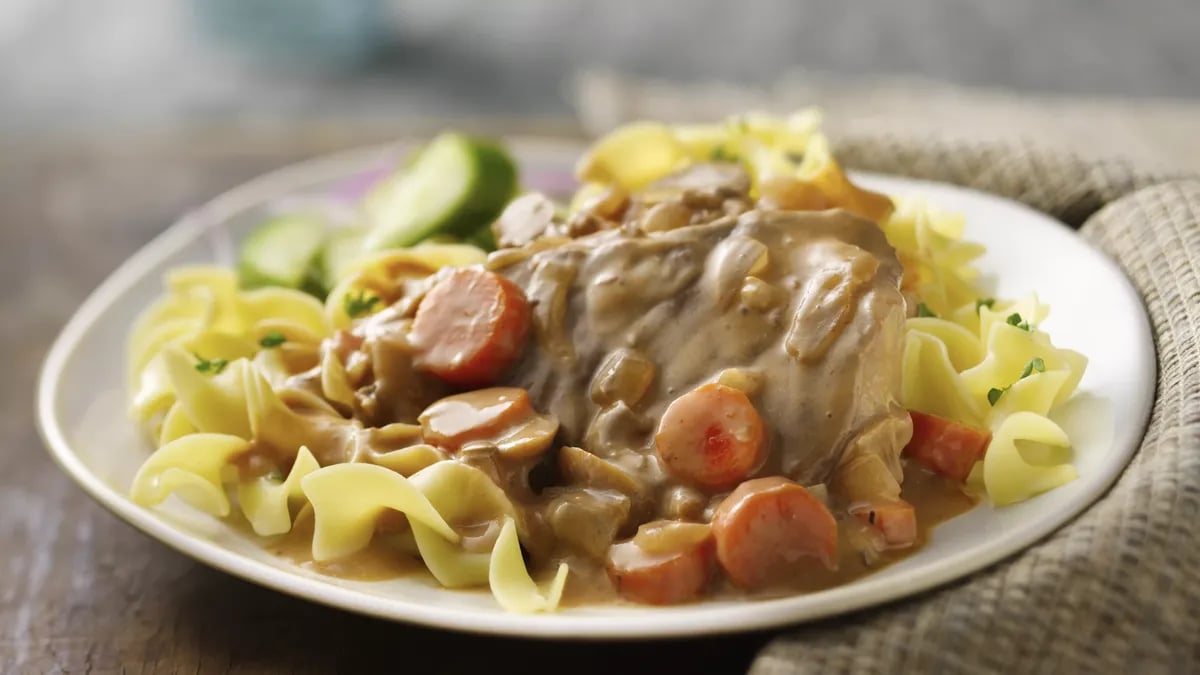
(606, 531), (715, 605)
(655, 383), (766, 491)
(904, 411), (991, 481)
(711, 477), (838, 590)
(410, 268), (531, 387)
(419, 387), (534, 451)
(851, 498), (917, 549)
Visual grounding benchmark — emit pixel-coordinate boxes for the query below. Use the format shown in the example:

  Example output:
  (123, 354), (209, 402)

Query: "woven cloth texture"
(574, 76), (1200, 673)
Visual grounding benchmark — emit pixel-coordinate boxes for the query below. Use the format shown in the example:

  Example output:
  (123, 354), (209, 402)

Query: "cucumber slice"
(319, 226), (369, 292)
(464, 224), (498, 252)
(238, 214), (327, 290)
(363, 133), (517, 251)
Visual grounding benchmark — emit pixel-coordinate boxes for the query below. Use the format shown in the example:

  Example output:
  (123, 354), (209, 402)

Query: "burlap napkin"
(574, 73), (1200, 673)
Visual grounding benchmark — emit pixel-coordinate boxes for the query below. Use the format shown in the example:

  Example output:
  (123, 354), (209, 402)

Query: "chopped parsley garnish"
(259, 331), (286, 348)
(975, 297), (995, 314)
(709, 145), (738, 162)
(916, 303), (938, 318)
(1020, 357), (1046, 379)
(987, 357), (1048, 406)
(1006, 312), (1031, 331)
(344, 290), (381, 319)
(193, 353), (229, 375)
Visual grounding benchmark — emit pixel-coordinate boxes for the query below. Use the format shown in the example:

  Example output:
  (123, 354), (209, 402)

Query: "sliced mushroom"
(546, 488), (632, 558)
(492, 193), (557, 249)
(558, 445), (646, 501)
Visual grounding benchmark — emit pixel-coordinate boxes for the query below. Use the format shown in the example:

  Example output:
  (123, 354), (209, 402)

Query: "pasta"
(983, 412), (1078, 506)
(324, 244), (487, 328)
(887, 198), (1088, 504)
(125, 247), (576, 613)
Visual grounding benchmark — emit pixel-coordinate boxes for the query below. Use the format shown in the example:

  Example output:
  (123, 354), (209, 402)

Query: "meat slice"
(488, 208), (910, 496)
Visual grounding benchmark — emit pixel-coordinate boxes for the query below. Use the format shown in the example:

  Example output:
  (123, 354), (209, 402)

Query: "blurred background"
(4, 0), (1199, 135)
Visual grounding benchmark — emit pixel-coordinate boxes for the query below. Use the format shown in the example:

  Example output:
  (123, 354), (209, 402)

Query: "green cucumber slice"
(465, 224), (498, 251)
(363, 133), (517, 251)
(238, 214), (327, 291)
(319, 226), (369, 292)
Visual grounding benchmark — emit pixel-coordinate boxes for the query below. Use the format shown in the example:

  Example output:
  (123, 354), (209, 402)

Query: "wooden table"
(1, 126), (773, 674)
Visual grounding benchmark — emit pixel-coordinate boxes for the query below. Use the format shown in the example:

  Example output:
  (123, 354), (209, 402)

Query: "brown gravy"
(237, 460), (976, 601)
(261, 509), (422, 582)
(557, 461), (977, 605)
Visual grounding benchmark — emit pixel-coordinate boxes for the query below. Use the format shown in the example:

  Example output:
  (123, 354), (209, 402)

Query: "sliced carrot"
(851, 498), (917, 549)
(409, 268), (531, 387)
(904, 411), (991, 481)
(655, 383), (766, 491)
(418, 387), (533, 451)
(711, 477), (838, 590)
(606, 533), (714, 605)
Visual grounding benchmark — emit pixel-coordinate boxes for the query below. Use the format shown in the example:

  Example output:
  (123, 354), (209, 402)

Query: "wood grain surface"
(0, 127), (773, 674)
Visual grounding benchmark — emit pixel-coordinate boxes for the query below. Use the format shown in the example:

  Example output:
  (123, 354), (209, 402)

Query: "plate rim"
(35, 137), (1157, 640)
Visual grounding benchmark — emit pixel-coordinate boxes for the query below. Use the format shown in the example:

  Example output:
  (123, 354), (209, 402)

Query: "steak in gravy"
(489, 207), (911, 504)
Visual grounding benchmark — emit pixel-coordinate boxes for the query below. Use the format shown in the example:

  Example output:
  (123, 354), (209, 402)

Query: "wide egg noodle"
(905, 317), (984, 371)
(406, 461), (521, 588)
(989, 369), (1072, 423)
(243, 363), (354, 462)
(408, 460), (519, 526)
(961, 323), (1072, 405)
(319, 346), (356, 411)
(128, 266), (334, 424)
(901, 330), (984, 427)
(324, 244), (487, 329)
(164, 267), (244, 333)
(240, 287), (330, 337)
(161, 347), (252, 438)
(410, 521), (492, 588)
(299, 463), (458, 562)
(983, 411), (1078, 506)
(488, 517), (570, 614)
(882, 195), (986, 317)
(128, 315), (205, 391)
(978, 293), (1051, 340)
(237, 446), (321, 536)
(1053, 348), (1089, 408)
(157, 400), (197, 447)
(129, 432), (251, 517)
(131, 352), (179, 422)
(361, 443), (445, 476)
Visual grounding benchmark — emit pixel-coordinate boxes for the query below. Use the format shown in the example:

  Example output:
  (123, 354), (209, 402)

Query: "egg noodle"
(124, 112), (1086, 612)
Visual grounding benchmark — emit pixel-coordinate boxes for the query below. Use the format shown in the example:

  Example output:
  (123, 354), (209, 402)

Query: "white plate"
(36, 138), (1156, 639)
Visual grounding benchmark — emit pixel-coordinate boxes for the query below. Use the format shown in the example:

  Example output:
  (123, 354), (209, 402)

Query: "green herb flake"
(987, 387), (1006, 406)
(1019, 357), (1046, 380)
(259, 331), (287, 348)
(916, 303), (938, 318)
(1006, 312), (1031, 331)
(344, 290), (381, 319)
(975, 297), (996, 314)
(194, 353), (229, 375)
(708, 146), (738, 162)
